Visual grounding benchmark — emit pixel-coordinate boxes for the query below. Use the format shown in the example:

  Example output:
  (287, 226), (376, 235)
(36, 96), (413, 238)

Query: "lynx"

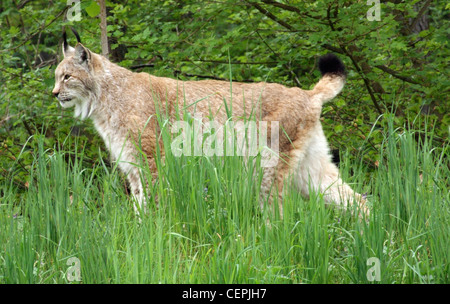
(52, 29), (368, 217)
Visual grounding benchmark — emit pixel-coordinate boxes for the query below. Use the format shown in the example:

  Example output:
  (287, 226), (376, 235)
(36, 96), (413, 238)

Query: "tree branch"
(16, 0), (36, 9)
(173, 70), (256, 83)
(0, 7), (67, 53)
(261, 0), (323, 21)
(130, 64), (155, 70)
(374, 65), (421, 85)
(324, 43), (423, 86)
(246, 1), (295, 31)
(325, 4), (384, 115)
(342, 45), (384, 115)
(261, 0), (300, 13)
(409, 0), (432, 34)
(188, 59), (278, 65)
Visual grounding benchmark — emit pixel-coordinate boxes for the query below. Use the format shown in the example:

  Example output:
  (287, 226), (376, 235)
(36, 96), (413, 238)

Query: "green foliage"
(0, 0), (449, 283)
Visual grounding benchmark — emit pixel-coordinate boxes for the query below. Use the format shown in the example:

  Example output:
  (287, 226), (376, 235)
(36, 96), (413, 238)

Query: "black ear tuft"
(71, 27), (81, 43)
(63, 30), (69, 52)
(318, 53), (346, 77)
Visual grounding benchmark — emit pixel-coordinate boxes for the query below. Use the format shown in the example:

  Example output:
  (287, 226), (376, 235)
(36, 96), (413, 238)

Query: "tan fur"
(52, 42), (368, 217)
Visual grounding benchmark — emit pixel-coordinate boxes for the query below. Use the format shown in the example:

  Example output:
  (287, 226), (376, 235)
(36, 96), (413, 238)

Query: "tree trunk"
(97, 0), (109, 59)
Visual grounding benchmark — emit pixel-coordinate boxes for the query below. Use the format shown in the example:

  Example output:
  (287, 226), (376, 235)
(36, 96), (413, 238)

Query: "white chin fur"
(74, 100), (95, 120)
(59, 100), (76, 108)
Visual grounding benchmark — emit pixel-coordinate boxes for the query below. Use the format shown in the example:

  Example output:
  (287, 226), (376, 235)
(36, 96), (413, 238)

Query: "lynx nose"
(52, 89), (59, 98)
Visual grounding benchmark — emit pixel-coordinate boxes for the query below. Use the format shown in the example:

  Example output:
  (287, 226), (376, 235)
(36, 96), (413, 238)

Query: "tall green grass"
(0, 113), (448, 283)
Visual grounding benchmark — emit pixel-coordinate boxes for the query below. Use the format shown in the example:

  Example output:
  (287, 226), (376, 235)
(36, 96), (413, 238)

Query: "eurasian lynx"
(52, 29), (368, 217)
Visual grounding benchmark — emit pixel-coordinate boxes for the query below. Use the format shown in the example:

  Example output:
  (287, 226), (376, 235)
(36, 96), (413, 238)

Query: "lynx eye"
(64, 74), (71, 80)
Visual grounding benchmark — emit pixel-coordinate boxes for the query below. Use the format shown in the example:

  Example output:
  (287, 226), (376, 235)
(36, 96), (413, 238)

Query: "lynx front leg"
(128, 156), (161, 215)
(127, 166), (146, 215)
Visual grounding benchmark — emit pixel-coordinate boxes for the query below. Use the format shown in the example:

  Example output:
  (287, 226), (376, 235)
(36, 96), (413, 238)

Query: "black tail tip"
(318, 53), (346, 77)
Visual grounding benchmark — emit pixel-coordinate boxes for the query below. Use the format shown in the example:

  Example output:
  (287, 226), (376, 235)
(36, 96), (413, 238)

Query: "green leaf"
(85, 1), (101, 17)
(335, 99), (346, 108)
(9, 26), (20, 35)
(334, 125), (344, 133)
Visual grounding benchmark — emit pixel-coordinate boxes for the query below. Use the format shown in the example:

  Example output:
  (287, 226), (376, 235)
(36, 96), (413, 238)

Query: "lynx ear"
(74, 43), (91, 66)
(62, 31), (75, 58)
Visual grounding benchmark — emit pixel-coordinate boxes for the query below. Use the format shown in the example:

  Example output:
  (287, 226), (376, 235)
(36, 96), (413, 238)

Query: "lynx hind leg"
(293, 124), (369, 217)
(259, 165), (284, 217)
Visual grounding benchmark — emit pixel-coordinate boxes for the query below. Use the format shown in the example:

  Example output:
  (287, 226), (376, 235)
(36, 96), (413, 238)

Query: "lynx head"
(52, 29), (100, 120)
